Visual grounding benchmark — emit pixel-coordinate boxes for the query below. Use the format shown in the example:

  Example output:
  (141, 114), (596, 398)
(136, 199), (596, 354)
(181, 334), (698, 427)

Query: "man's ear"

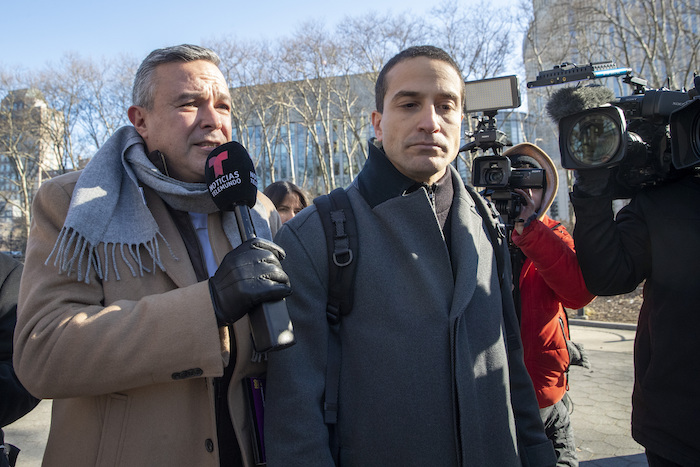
(371, 110), (383, 141)
(128, 106), (148, 139)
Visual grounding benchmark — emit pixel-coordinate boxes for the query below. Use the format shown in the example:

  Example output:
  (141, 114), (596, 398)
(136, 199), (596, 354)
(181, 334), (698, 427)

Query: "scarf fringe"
(46, 227), (171, 284)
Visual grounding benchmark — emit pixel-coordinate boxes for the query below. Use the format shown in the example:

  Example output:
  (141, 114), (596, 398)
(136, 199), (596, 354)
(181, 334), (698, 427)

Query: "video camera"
(461, 76), (545, 225)
(529, 61), (700, 195)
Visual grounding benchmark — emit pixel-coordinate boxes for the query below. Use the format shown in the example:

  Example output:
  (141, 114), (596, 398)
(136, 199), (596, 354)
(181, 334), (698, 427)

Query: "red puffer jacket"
(511, 215), (594, 408)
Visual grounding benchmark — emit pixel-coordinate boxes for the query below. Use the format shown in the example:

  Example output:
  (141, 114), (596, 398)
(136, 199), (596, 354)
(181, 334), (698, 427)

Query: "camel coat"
(13, 170), (279, 467)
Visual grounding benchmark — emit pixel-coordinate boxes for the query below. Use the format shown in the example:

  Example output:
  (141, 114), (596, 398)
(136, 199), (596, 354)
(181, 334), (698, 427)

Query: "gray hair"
(132, 44), (222, 109)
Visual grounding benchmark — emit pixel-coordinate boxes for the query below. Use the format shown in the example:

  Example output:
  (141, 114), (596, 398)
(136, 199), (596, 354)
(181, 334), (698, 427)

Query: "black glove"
(209, 238), (291, 327)
(573, 168), (612, 197)
(566, 340), (591, 369)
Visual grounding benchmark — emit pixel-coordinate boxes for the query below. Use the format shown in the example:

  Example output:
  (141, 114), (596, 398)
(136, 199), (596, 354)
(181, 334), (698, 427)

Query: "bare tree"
(335, 11), (430, 74)
(432, 0), (516, 80)
(522, 0), (700, 122)
(0, 76), (55, 249)
(29, 54), (135, 173)
(276, 23), (350, 194)
(0, 4), (532, 250)
(571, 0), (700, 89)
(79, 55), (135, 150)
(213, 39), (286, 186)
(31, 54), (92, 172)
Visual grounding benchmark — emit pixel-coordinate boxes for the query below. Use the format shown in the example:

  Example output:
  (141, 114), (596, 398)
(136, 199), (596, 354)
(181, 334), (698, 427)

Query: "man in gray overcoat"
(264, 45), (555, 466)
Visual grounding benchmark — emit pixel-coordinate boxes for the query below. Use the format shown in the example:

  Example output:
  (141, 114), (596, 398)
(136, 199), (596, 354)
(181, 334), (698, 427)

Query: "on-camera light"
(464, 75), (521, 114)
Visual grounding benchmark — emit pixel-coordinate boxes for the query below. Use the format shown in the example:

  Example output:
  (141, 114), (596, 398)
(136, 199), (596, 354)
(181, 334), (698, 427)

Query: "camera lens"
(691, 112), (700, 158)
(670, 98), (700, 169)
(484, 168), (505, 185)
(566, 112), (622, 166)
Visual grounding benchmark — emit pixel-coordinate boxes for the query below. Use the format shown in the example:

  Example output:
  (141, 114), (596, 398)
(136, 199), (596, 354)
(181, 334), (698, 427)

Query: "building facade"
(0, 88), (62, 250)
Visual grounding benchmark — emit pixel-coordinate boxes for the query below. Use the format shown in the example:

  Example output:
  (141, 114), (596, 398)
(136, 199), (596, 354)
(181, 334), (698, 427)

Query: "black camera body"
(472, 155), (546, 223)
(542, 64), (700, 195)
(473, 155), (545, 189)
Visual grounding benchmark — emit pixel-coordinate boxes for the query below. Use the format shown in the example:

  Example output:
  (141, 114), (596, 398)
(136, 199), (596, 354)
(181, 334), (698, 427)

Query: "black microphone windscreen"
(205, 141), (259, 211)
(546, 84), (616, 124)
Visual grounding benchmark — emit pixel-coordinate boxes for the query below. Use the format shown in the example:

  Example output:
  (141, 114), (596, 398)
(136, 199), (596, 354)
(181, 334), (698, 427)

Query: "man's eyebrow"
(439, 91), (460, 102)
(173, 91), (203, 103)
(216, 89), (232, 103)
(173, 89), (231, 103)
(390, 90), (420, 102)
(390, 90), (460, 102)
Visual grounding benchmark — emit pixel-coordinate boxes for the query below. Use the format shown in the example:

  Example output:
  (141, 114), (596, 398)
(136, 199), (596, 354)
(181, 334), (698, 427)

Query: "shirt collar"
(356, 140), (453, 209)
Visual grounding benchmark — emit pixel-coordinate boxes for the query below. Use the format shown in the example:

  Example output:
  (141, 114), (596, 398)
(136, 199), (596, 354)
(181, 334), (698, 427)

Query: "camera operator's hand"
(209, 238), (292, 327)
(573, 168), (612, 197)
(513, 188), (539, 235)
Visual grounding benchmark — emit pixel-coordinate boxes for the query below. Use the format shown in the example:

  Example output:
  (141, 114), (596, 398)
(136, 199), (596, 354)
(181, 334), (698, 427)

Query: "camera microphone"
(205, 141), (295, 353)
(546, 84), (616, 124)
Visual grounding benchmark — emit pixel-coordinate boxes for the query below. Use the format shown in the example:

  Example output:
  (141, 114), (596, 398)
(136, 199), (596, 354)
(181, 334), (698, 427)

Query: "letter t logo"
(208, 151), (228, 177)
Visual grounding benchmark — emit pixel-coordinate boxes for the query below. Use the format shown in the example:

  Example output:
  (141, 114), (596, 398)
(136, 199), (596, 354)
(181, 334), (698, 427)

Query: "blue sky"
(2, 0), (508, 72)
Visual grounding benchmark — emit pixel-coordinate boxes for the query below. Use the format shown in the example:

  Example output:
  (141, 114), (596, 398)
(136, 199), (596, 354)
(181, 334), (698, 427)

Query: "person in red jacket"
(504, 144), (595, 467)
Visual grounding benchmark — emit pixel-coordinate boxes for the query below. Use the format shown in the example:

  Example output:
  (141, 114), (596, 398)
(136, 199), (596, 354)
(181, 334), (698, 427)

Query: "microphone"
(546, 84), (616, 124)
(205, 141), (295, 353)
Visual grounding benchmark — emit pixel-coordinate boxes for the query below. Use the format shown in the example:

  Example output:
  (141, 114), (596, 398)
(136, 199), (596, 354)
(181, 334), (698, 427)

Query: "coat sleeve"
(13, 177), (224, 399)
(264, 215), (336, 467)
(569, 192), (650, 295)
(0, 254), (39, 427)
(511, 219), (595, 309)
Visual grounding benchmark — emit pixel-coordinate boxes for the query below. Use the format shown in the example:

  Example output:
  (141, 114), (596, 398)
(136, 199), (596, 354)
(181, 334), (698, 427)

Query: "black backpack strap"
(464, 185), (508, 286)
(313, 187), (358, 435)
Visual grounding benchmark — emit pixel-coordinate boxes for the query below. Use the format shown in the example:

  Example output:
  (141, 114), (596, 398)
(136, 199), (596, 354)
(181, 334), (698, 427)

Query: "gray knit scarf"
(46, 126), (272, 283)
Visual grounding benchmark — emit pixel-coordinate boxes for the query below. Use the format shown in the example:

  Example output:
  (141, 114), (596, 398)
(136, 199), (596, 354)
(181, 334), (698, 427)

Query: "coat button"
(205, 438), (214, 452)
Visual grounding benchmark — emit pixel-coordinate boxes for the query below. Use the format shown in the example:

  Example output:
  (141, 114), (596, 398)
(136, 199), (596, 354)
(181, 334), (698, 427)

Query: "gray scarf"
(47, 126), (272, 282)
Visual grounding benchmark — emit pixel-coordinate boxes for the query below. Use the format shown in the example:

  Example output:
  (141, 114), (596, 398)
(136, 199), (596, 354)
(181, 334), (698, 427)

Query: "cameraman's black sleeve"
(0, 255), (39, 428)
(569, 192), (651, 295)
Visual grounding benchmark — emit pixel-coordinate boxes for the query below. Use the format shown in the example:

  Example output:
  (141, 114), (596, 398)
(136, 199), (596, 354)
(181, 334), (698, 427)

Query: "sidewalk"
(3, 398), (50, 466)
(4, 321), (646, 466)
(568, 319), (647, 466)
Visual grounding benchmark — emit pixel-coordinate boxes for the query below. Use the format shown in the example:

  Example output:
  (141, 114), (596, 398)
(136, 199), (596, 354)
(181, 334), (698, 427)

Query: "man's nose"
(200, 101), (223, 130)
(418, 106), (440, 133)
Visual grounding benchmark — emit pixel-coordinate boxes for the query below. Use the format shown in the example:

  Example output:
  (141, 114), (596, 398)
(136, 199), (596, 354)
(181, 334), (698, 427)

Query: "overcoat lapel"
(371, 189), (454, 301)
(208, 212), (234, 263)
(448, 173), (485, 319)
(143, 187), (198, 289)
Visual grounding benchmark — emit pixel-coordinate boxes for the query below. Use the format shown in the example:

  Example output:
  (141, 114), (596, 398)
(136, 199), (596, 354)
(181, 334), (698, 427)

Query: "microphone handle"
(231, 204), (295, 352)
(233, 204), (257, 241)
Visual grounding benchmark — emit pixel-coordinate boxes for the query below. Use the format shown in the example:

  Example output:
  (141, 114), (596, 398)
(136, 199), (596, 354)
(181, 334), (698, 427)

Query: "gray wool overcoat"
(265, 150), (552, 466)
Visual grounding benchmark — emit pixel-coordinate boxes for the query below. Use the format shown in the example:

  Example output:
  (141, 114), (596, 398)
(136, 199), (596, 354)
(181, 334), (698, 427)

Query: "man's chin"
(406, 163), (451, 184)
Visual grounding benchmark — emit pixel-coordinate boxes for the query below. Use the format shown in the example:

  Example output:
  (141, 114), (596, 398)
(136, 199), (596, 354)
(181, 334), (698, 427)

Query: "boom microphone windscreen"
(546, 84), (616, 124)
